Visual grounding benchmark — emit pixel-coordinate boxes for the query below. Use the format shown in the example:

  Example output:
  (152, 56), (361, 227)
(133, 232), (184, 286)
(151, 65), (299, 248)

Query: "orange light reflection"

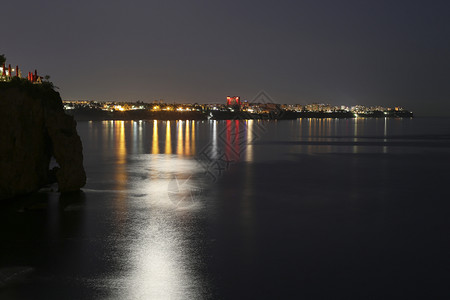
(152, 120), (159, 154)
(165, 121), (172, 154)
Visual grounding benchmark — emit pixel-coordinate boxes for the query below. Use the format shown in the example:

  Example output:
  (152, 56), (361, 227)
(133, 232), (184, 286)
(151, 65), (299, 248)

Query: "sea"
(1, 117), (450, 299)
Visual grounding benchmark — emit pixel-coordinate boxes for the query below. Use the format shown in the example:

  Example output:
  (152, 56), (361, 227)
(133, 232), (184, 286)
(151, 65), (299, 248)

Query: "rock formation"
(0, 79), (86, 200)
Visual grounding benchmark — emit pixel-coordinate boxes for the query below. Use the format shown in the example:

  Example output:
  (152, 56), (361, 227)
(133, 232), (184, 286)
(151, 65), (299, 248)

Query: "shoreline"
(66, 109), (414, 121)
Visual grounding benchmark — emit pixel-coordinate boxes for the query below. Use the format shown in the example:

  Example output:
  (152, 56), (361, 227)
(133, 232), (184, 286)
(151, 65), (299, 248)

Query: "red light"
(226, 96), (241, 106)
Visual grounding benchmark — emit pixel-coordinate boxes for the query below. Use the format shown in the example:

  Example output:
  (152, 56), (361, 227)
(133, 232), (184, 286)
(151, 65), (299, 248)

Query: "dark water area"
(1, 118), (450, 299)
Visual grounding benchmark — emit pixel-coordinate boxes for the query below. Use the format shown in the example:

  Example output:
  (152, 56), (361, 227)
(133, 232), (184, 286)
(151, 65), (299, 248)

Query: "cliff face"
(0, 80), (86, 200)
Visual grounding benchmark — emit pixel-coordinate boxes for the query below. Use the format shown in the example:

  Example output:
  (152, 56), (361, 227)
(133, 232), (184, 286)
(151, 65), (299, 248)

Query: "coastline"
(66, 108), (413, 121)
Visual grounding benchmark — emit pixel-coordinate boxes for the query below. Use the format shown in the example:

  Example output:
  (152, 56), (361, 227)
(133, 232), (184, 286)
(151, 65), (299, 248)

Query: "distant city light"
(113, 105), (125, 111)
(60, 98), (412, 119)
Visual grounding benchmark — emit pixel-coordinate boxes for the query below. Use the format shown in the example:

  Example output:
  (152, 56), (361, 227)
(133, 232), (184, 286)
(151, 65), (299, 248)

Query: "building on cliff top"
(0, 63), (42, 84)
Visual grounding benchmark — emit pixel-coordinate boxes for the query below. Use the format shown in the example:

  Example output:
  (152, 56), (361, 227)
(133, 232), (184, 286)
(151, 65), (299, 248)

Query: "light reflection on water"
(79, 118), (450, 298)
(245, 119), (253, 162)
(77, 120), (262, 298)
(152, 120), (159, 154)
(270, 117), (449, 157)
(3, 118), (450, 299)
(123, 215), (192, 299)
(84, 120), (209, 298)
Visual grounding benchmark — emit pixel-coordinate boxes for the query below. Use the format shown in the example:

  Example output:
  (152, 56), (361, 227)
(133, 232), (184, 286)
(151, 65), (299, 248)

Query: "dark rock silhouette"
(0, 79), (86, 200)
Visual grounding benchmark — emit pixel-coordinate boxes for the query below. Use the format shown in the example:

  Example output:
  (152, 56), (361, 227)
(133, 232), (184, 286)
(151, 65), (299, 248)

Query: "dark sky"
(2, 0), (450, 115)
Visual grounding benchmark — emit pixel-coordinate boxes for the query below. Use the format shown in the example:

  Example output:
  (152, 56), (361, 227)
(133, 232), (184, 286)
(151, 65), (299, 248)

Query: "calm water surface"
(1, 118), (450, 299)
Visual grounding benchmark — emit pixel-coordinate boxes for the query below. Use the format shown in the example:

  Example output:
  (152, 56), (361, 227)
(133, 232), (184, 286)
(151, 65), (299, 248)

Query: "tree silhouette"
(0, 54), (6, 65)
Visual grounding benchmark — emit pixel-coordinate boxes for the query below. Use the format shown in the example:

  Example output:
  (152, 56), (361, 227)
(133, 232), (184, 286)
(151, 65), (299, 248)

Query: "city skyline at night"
(2, 1), (450, 299)
(1, 0), (449, 116)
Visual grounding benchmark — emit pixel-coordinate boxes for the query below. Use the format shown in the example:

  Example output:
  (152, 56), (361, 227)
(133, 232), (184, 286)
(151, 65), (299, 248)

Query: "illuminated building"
(226, 96), (241, 106)
(0, 63), (18, 81)
(0, 62), (41, 84)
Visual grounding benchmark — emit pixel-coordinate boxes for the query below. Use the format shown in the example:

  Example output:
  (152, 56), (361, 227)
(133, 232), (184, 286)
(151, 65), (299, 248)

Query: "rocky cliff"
(0, 79), (86, 200)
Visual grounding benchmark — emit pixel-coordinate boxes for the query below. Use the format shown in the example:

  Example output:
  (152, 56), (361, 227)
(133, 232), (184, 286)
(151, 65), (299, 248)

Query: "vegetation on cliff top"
(0, 77), (62, 110)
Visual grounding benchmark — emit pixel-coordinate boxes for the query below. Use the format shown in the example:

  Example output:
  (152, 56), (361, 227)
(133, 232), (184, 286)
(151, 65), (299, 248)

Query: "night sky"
(2, 0), (450, 115)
